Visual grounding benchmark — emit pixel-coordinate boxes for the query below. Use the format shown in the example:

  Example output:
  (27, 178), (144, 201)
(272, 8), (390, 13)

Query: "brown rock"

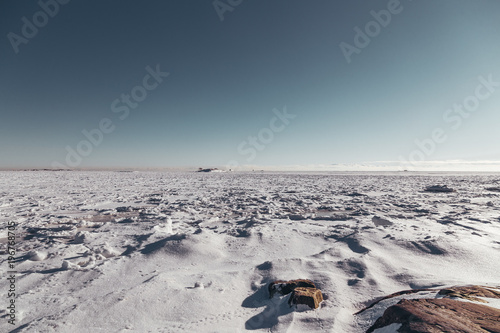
(268, 279), (316, 298)
(288, 287), (323, 309)
(438, 285), (500, 302)
(356, 285), (500, 316)
(367, 298), (500, 333)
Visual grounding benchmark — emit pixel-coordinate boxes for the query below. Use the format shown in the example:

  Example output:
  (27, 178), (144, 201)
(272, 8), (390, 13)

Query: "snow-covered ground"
(0, 171), (499, 332)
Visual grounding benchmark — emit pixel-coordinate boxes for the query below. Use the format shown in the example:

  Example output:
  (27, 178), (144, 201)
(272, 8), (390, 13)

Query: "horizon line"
(2, 160), (500, 172)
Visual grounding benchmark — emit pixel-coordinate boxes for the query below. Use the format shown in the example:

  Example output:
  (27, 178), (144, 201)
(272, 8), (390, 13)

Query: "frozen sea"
(1, 170), (499, 332)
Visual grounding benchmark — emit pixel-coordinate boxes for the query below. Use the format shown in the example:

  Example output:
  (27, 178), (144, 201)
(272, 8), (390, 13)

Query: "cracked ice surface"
(0, 171), (499, 332)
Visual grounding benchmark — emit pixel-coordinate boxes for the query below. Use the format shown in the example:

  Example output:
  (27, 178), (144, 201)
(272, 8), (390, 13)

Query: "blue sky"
(1, 0), (500, 170)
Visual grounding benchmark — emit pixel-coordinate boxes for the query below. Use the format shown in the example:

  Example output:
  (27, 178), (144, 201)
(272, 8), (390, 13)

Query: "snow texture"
(0, 171), (499, 332)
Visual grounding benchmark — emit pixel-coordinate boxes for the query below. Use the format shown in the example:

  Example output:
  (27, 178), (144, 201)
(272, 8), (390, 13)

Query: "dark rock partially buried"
(268, 279), (324, 310)
(367, 297), (500, 333)
(424, 185), (455, 193)
(268, 279), (316, 298)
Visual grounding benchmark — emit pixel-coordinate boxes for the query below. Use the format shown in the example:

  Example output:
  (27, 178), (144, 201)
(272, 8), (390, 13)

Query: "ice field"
(1, 171), (499, 332)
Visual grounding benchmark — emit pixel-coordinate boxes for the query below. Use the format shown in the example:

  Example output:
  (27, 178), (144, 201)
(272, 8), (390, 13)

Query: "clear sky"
(1, 0), (499, 170)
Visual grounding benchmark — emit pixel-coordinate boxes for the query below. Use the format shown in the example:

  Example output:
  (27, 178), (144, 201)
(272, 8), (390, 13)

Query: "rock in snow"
(288, 287), (324, 309)
(268, 279), (323, 310)
(361, 285), (500, 333)
(268, 279), (316, 298)
(367, 298), (500, 333)
(424, 185), (455, 192)
(437, 285), (500, 302)
(372, 216), (393, 227)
